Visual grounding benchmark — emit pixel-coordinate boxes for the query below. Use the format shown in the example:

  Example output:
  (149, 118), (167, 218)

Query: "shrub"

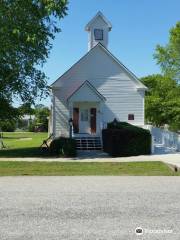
(49, 137), (77, 157)
(102, 121), (151, 157)
(0, 120), (16, 132)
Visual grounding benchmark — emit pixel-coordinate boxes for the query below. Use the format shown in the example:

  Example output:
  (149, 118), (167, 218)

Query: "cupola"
(85, 11), (112, 51)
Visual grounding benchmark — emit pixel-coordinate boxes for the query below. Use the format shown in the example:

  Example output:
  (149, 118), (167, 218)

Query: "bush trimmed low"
(49, 137), (76, 157)
(102, 121), (151, 157)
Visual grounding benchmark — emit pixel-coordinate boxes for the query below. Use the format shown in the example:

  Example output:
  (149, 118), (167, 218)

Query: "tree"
(35, 105), (50, 129)
(0, 99), (19, 132)
(28, 104), (50, 132)
(141, 74), (180, 131)
(0, 99), (19, 121)
(0, 0), (68, 119)
(154, 22), (180, 81)
(19, 103), (35, 116)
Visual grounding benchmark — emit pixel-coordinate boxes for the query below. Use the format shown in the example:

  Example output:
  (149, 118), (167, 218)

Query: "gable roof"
(85, 11), (112, 31)
(51, 43), (147, 91)
(67, 80), (106, 102)
(98, 44), (148, 90)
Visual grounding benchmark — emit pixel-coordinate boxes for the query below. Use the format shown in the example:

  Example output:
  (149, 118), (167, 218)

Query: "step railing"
(74, 137), (102, 150)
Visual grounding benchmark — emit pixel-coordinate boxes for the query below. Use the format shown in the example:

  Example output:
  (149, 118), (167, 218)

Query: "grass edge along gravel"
(0, 161), (178, 176)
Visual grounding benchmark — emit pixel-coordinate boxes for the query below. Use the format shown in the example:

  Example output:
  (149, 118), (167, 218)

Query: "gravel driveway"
(0, 176), (180, 240)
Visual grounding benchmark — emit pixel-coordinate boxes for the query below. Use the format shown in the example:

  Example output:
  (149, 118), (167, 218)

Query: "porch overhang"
(67, 80), (106, 103)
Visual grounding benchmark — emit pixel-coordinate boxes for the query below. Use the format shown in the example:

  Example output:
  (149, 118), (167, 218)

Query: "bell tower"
(85, 11), (112, 51)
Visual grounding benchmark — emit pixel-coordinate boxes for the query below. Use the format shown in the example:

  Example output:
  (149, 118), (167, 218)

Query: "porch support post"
(69, 101), (73, 138)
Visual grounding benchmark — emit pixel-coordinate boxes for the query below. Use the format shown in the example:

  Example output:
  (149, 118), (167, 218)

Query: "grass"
(0, 132), (48, 157)
(0, 132), (179, 176)
(0, 161), (178, 176)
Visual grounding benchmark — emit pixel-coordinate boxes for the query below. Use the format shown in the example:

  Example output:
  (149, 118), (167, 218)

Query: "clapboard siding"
(53, 78), (144, 137)
(52, 44), (146, 137)
(97, 78), (144, 124)
(53, 46), (138, 86)
(53, 89), (69, 137)
(88, 15), (109, 50)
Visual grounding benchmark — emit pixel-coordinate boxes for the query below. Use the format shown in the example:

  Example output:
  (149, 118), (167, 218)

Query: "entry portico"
(67, 81), (106, 137)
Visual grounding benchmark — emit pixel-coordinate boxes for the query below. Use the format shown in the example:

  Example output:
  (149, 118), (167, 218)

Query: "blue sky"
(40, 0), (180, 106)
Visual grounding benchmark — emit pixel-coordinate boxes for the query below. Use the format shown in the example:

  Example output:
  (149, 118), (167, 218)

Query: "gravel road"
(0, 176), (180, 240)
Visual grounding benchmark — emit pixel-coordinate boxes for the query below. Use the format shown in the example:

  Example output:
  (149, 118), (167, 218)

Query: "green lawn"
(0, 132), (48, 157)
(0, 133), (179, 176)
(0, 161), (178, 176)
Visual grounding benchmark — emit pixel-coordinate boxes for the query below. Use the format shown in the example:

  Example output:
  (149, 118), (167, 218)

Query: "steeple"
(85, 11), (112, 51)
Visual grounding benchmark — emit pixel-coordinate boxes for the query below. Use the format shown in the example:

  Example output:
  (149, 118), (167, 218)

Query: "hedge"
(102, 121), (151, 157)
(49, 137), (77, 157)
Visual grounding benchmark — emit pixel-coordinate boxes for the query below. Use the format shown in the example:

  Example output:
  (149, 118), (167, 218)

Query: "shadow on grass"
(0, 147), (49, 158)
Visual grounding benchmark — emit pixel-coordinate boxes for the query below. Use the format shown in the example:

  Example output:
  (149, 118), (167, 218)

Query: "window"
(94, 29), (103, 40)
(81, 109), (88, 121)
(128, 114), (134, 120)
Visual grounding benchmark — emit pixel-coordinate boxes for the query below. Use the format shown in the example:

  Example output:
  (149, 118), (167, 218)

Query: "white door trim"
(79, 108), (90, 134)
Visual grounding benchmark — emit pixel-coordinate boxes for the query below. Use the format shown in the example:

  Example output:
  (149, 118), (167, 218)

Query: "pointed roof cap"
(85, 11), (112, 31)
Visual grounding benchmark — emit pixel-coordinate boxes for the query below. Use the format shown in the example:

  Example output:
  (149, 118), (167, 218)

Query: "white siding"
(88, 15), (109, 50)
(94, 78), (144, 125)
(53, 89), (69, 137)
(52, 45), (146, 136)
(53, 46), (128, 87)
(68, 83), (102, 102)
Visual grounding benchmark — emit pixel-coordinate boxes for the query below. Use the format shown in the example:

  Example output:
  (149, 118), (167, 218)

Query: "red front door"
(90, 108), (96, 134)
(73, 108), (79, 133)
